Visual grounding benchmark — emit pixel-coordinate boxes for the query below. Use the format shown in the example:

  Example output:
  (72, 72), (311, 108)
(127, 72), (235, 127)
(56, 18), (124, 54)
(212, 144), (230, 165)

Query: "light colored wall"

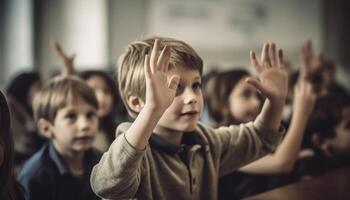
(1, 0), (349, 90)
(36, 0), (108, 79)
(2, 0), (33, 85)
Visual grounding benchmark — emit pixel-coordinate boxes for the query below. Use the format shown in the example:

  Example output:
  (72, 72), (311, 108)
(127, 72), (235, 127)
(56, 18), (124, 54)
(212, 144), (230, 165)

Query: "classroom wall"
(0, 0), (349, 90)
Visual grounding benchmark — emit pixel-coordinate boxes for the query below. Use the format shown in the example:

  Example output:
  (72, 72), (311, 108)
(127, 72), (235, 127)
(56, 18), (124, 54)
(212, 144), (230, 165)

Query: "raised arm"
(90, 39), (180, 198)
(53, 41), (76, 76)
(247, 43), (288, 132)
(299, 40), (324, 81)
(239, 80), (316, 174)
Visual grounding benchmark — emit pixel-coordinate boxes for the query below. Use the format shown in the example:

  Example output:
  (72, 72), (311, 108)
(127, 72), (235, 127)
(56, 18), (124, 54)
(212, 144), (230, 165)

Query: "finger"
(277, 49), (284, 67)
(269, 43), (277, 67)
(54, 41), (67, 59)
(168, 75), (180, 90)
(306, 40), (313, 56)
(245, 77), (267, 96)
(250, 51), (262, 73)
(150, 39), (160, 72)
(261, 43), (271, 67)
(144, 54), (151, 78)
(317, 51), (324, 63)
(157, 45), (171, 72)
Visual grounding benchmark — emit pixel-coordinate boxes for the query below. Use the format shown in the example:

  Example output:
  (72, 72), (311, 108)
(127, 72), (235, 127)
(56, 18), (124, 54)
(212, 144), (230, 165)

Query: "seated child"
(17, 76), (102, 200)
(6, 72), (45, 169)
(90, 37), (288, 199)
(296, 94), (350, 178)
(204, 69), (316, 199)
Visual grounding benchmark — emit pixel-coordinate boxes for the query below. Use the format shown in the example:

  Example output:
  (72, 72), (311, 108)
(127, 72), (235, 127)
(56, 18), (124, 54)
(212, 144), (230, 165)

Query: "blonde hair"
(32, 76), (98, 123)
(117, 36), (203, 118)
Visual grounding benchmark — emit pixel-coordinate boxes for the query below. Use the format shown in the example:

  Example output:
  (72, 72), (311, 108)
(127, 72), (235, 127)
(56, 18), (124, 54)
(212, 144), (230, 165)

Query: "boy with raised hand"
(91, 37), (288, 200)
(18, 76), (102, 200)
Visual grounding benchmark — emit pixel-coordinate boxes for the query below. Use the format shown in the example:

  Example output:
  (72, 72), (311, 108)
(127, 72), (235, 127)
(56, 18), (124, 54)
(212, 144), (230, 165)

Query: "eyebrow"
(193, 76), (201, 81)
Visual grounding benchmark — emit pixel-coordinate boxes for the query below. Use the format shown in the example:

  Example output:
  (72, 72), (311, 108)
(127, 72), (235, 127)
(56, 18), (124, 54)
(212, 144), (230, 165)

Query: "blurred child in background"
(6, 72), (46, 169)
(0, 90), (25, 200)
(18, 76), (102, 200)
(205, 64), (316, 199)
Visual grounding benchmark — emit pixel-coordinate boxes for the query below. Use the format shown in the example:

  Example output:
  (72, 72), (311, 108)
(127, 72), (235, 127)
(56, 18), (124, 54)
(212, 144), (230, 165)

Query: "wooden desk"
(245, 167), (350, 200)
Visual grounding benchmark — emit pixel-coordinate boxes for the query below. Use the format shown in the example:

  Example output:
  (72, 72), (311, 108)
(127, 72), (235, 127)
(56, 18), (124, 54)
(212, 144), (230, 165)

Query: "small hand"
(247, 43), (288, 103)
(299, 40), (324, 80)
(144, 39), (180, 112)
(53, 41), (76, 76)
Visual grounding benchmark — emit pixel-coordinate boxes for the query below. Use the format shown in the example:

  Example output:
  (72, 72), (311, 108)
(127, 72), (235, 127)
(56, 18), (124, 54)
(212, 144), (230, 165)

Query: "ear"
(126, 95), (145, 113)
(37, 118), (54, 139)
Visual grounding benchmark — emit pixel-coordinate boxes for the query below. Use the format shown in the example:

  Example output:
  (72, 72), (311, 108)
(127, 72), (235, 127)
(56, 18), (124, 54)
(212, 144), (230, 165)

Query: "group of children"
(0, 36), (349, 200)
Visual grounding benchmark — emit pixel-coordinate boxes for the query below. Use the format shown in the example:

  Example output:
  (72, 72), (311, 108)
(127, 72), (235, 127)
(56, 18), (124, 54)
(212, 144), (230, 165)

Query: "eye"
(176, 84), (184, 94)
(241, 89), (251, 98)
(103, 88), (111, 95)
(87, 111), (97, 120)
(65, 112), (77, 122)
(192, 82), (202, 91)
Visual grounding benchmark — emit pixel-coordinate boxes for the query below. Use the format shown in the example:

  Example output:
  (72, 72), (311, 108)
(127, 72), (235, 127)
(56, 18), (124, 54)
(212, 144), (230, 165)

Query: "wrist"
(269, 96), (286, 108)
(143, 103), (166, 117)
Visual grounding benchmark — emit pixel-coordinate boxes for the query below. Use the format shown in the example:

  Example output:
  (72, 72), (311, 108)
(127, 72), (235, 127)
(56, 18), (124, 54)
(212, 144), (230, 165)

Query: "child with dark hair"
(205, 69), (259, 126)
(0, 90), (25, 200)
(296, 94), (350, 177)
(6, 72), (46, 168)
(80, 70), (129, 151)
(204, 67), (316, 199)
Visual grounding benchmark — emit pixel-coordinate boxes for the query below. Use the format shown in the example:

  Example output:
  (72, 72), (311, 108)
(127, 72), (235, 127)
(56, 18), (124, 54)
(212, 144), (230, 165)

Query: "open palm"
(247, 43), (288, 102)
(144, 39), (180, 111)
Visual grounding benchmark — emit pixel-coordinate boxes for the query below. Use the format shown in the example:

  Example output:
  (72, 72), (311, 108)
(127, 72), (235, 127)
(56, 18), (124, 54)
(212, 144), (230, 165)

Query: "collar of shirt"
(48, 142), (101, 176)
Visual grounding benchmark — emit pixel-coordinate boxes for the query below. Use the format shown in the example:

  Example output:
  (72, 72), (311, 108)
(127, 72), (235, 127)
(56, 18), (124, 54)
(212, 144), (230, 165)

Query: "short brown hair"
(33, 76), (98, 123)
(117, 36), (203, 118)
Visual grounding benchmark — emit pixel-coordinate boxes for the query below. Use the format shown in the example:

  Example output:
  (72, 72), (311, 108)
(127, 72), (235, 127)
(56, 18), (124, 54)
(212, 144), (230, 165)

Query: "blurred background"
(0, 0), (349, 90)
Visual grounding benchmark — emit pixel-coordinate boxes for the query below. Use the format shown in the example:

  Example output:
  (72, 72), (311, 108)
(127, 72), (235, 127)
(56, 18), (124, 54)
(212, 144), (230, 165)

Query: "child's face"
(157, 66), (203, 132)
(228, 77), (262, 123)
(51, 97), (98, 155)
(326, 106), (350, 154)
(85, 75), (114, 118)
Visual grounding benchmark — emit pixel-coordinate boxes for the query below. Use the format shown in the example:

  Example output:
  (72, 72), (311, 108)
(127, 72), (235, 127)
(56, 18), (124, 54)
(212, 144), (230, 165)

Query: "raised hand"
(53, 41), (76, 76)
(299, 40), (324, 80)
(247, 43), (288, 103)
(144, 39), (180, 112)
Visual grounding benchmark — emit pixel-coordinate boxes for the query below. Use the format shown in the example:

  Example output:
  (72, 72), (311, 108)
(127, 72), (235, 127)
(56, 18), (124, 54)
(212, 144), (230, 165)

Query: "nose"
(183, 89), (198, 104)
(78, 116), (91, 132)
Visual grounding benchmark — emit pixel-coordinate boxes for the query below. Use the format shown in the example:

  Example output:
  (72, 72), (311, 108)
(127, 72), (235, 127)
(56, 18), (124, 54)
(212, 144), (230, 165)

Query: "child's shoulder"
(18, 143), (53, 180)
(115, 122), (133, 138)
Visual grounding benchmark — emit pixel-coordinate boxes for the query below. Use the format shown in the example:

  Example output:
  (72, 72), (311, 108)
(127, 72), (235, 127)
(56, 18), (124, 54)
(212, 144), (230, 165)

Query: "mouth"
(181, 111), (199, 117)
(75, 136), (94, 143)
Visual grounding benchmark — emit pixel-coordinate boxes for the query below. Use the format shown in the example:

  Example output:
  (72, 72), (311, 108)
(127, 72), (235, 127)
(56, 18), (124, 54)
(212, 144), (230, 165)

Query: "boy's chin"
(73, 144), (93, 152)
